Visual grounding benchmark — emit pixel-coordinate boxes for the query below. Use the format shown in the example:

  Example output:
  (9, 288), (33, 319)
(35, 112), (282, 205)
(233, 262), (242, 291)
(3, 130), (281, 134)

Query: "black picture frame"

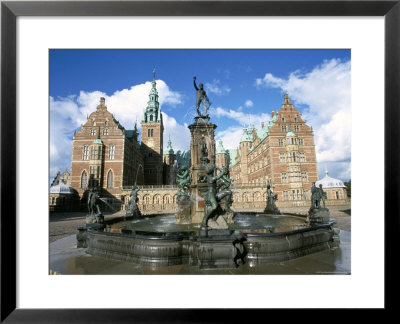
(1, 0), (398, 322)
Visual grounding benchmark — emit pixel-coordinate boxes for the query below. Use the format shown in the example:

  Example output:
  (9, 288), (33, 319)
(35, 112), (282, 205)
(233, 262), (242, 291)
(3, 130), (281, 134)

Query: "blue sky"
(50, 49), (351, 182)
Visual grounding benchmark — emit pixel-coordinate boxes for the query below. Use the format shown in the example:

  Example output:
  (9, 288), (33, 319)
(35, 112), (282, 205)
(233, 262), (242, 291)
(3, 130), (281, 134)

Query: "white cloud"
(256, 58), (351, 180)
(245, 100), (253, 108)
(205, 79), (231, 96)
(210, 106), (271, 131)
(215, 126), (244, 150)
(50, 80), (184, 177)
(162, 113), (191, 152)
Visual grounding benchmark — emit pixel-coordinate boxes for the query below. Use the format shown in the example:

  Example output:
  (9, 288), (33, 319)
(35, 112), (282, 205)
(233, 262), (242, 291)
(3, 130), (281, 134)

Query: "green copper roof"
(286, 131), (296, 137)
(228, 149), (239, 166)
(256, 126), (269, 141)
(93, 138), (103, 144)
(267, 114), (278, 129)
(240, 126), (253, 142)
(216, 140), (227, 154)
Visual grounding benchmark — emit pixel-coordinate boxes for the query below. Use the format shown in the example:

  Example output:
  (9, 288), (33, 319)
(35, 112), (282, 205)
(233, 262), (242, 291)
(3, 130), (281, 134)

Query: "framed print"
(1, 0), (398, 321)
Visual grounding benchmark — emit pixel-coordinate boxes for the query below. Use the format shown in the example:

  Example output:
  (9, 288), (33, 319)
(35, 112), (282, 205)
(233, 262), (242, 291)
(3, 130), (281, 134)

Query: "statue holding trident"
(193, 76), (212, 117)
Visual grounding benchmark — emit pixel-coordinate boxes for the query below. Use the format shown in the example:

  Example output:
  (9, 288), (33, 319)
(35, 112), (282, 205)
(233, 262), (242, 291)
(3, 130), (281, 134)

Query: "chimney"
(271, 110), (275, 117)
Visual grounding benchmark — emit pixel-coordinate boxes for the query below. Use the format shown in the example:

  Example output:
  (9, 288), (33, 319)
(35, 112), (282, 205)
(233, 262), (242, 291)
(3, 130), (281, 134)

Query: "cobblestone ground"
(49, 204), (351, 243)
(280, 204), (351, 232)
(49, 211), (125, 243)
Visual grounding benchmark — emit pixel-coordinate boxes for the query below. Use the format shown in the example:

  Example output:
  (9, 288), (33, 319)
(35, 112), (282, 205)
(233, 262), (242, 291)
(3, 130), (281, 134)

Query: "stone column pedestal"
(188, 116), (217, 224)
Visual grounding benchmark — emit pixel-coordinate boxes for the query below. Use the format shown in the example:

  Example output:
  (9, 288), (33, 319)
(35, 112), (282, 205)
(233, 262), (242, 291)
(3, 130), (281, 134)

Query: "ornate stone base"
(308, 207), (330, 224)
(207, 215), (229, 229)
(86, 213), (104, 224)
(264, 206), (281, 215)
(125, 208), (141, 218)
(223, 211), (235, 224)
(175, 198), (193, 224)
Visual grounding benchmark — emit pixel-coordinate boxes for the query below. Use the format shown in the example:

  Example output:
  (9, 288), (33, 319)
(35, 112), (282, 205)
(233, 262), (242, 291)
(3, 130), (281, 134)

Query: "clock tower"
(141, 69), (164, 184)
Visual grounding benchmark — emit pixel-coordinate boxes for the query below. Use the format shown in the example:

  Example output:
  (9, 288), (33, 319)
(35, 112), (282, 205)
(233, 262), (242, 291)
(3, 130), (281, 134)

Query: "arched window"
(154, 195), (161, 205)
(163, 195), (171, 205)
(107, 170), (113, 188)
(81, 170), (88, 188)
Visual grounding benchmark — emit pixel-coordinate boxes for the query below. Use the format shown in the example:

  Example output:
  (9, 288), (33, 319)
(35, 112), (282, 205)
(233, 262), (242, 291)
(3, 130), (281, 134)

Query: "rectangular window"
(281, 125), (287, 132)
(281, 172), (287, 183)
(91, 146), (99, 160)
(294, 125), (299, 131)
(300, 152), (305, 162)
(283, 191), (288, 201)
(103, 128), (109, 135)
(91, 129), (96, 136)
(83, 145), (89, 160)
(299, 138), (304, 146)
(302, 171), (307, 182)
(278, 139), (284, 147)
(109, 145), (115, 160)
(279, 153), (285, 162)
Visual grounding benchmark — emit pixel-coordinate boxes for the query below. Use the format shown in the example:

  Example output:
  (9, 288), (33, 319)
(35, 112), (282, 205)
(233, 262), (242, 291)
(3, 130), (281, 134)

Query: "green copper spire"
(142, 68), (161, 123)
(166, 135), (174, 154)
(216, 140), (227, 154)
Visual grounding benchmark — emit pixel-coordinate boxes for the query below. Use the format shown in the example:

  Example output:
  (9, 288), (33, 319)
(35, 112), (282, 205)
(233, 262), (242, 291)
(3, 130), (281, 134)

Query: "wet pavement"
(49, 230), (351, 275)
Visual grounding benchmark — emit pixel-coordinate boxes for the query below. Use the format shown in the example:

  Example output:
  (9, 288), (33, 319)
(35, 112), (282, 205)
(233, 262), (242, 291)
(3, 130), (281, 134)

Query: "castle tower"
(141, 69), (164, 184)
(215, 140), (228, 170)
(238, 125), (253, 183)
(163, 136), (176, 184)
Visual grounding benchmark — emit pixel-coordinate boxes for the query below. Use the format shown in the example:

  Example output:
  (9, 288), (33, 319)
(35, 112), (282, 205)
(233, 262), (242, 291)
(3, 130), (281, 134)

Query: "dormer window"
(282, 117), (285, 122)
(294, 116), (298, 123)
(105, 120), (108, 126)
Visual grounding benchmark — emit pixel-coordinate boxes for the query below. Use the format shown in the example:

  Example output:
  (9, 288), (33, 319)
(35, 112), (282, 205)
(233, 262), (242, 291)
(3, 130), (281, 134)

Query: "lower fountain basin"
(78, 213), (337, 269)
